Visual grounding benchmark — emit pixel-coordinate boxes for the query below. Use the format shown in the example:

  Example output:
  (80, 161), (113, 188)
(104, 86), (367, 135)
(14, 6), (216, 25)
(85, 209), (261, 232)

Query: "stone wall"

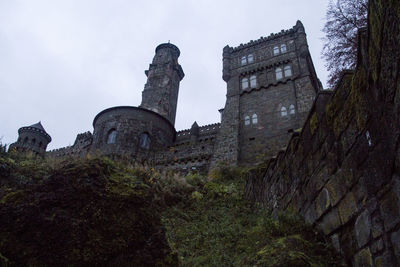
(245, 1), (400, 265)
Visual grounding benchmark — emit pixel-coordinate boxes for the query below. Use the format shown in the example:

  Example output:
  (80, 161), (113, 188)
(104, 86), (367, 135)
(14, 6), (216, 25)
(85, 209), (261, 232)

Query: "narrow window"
(281, 107), (287, 117)
(280, 44), (287, 53)
(139, 133), (151, 150)
(32, 138), (36, 145)
(107, 129), (117, 144)
(273, 46), (280, 55)
(252, 114), (258, 124)
(284, 65), (292, 77)
(247, 54), (254, 63)
(250, 75), (257, 88)
(289, 104), (295, 114)
(241, 56), (247, 65)
(275, 68), (283, 80)
(23, 137), (28, 143)
(39, 141), (43, 148)
(244, 116), (250, 126)
(241, 77), (249, 89)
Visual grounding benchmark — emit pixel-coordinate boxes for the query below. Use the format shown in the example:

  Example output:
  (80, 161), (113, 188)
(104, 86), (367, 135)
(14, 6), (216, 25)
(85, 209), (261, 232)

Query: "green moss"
(0, 190), (25, 204)
(310, 113), (319, 135)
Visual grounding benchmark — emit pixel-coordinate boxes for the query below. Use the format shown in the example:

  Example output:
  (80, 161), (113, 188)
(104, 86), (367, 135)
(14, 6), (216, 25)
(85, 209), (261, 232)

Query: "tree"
(322, 0), (368, 87)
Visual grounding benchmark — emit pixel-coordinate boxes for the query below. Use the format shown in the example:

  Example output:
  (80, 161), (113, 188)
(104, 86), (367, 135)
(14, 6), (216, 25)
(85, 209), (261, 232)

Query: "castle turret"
(190, 121), (199, 144)
(140, 43), (185, 125)
(9, 122), (51, 155)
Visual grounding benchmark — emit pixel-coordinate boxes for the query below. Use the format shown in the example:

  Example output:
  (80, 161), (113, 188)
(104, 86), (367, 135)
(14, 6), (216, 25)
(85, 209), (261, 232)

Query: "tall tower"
(9, 122), (52, 155)
(140, 43), (184, 125)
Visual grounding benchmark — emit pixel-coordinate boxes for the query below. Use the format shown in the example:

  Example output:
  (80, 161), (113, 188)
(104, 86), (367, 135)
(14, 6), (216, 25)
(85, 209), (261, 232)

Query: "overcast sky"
(1, 0), (331, 150)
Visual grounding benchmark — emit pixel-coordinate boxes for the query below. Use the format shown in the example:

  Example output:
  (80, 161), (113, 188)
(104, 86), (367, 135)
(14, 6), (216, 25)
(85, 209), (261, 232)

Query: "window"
(281, 107), (287, 117)
(139, 133), (151, 150)
(39, 141), (43, 148)
(273, 46), (280, 55)
(244, 116), (250, 126)
(280, 44), (287, 53)
(275, 68), (283, 80)
(241, 78), (249, 89)
(284, 65), (292, 77)
(252, 114), (258, 124)
(23, 137), (28, 143)
(107, 129), (117, 144)
(241, 56), (247, 65)
(250, 75), (257, 88)
(32, 138), (36, 145)
(247, 54), (254, 63)
(289, 104), (295, 114)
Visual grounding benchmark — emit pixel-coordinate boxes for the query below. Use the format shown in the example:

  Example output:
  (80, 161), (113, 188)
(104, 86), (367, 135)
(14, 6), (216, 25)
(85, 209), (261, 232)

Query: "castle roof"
(29, 121), (46, 132)
(19, 121), (52, 142)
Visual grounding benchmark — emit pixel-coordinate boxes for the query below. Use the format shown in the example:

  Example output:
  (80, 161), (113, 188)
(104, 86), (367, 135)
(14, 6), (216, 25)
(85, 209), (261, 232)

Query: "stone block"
(371, 238), (384, 254)
(374, 251), (395, 267)
(316, 188), (331, 219)
(326, 172), (347, 206)
(371, 213), (384, 239)
(304, 204), (317, 225)
(391, 229), (400, 259)
(338, 192), (358, 225)
(319, 208), (341, 235)
(355, 210), (371, 248)
(331, 233), (341, 253)
(354, 248), (373, 267)
(379, 188), (400, 231)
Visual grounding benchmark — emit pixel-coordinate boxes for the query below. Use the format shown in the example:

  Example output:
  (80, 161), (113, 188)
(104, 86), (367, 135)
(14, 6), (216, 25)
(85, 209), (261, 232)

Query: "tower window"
(275, 68), (283, 80)
(241, 56), (247, 66)
(289, 104), (295, 114)
(273, 46), (280, 56)
(250, 75), (257, 88)
(252, 114), (258, 124)
(32, 138), (36, 145)
(284, 65), (292, 77)
(23, 137), (28, 143)
(241, 78), (249, 89)
(281, 107), (287, 117)
(107, 129), (117, 144)
(280, 44), (287, 53)
(247, 54), (254, 63)
(244, 116), (250, 126)
(139, 133), (151, 150)
(39, 141), (43, 148)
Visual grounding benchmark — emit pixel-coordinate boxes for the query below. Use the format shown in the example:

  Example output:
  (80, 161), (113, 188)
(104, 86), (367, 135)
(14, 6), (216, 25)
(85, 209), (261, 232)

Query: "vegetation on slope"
(0, 150), (342, 266)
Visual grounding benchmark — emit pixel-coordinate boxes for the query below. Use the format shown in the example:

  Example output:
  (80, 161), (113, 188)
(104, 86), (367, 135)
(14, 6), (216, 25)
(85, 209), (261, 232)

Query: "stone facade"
(245, 1), (400, 264)
(9, 122), (51, 156)
(13, 22), (318, 172)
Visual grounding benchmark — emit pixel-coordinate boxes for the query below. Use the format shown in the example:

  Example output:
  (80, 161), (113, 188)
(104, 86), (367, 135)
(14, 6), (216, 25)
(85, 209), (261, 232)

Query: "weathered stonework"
(245, 1), (400, 265)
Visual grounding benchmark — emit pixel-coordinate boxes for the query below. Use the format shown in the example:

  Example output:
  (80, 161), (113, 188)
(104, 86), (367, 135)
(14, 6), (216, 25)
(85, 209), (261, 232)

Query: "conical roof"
(29, 121), (46, 132)
(19, 121), (51, 142)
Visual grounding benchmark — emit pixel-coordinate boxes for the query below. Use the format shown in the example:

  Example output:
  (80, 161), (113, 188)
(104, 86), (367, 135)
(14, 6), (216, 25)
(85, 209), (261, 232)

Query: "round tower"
(9, 122), (52, 155)
(140, 43), (184, 125)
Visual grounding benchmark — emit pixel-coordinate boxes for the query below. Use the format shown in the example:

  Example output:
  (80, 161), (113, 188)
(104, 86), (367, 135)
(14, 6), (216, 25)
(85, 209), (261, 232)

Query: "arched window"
(284, 65), (292, 77)
(289, 104), (295, 114)
(281, 107), (287, 117)
(107, 129), (117, 144)
(244, 116), (250, 126)
(280, 44), (287, 53)
(247, 54), (254, 63)
(241, 56), (247, 65)
(275, 68), (283, 80)
(250, 75), (257, 88)
(139, 133), (151, 150)
(32, 138), (36, 145)
(39, 141), (43, 148)
(273, 46), (280, 56)
(252, 114), (258, 124)
(241, 77), (249, 89)
(23, 137), (28, 143)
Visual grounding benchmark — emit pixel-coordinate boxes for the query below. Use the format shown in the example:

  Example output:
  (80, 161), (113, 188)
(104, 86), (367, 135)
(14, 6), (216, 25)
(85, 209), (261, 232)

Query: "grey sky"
(1, 0), (331, 150)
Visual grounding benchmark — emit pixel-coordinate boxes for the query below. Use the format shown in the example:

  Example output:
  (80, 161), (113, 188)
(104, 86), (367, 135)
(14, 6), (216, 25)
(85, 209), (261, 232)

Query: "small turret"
(9, 122), (52, 155)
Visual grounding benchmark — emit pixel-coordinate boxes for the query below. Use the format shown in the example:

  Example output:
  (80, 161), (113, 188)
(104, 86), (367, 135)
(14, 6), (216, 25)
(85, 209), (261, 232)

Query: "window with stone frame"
(241, 77), (249, 89)
(241, 56), (247, 66)
(273, 46), (280, 56)
(281, 106), (288, 117)
(244, 115), (250, 126)
(289, 104), (295, 114)
(275, 67), (283, 80)
(247, 53), (254, 63)
(252, 114), (258, 124)
(250, 75), (257, 88)
(284, 65), (292, 77)
(139, 132), (151, 150)
(280, 44), (287, 53)
(107, 129), (117, 144)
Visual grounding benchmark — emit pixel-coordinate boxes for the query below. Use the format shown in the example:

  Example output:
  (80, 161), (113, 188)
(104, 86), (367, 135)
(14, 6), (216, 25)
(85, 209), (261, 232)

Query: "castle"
(9, 21), (321, 172)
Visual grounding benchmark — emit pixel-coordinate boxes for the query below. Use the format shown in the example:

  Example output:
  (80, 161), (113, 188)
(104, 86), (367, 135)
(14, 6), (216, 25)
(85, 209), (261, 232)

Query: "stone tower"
(140, 43), (185, 125)
(211, 21), (321, 167)
(9, 122), (52, 155)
